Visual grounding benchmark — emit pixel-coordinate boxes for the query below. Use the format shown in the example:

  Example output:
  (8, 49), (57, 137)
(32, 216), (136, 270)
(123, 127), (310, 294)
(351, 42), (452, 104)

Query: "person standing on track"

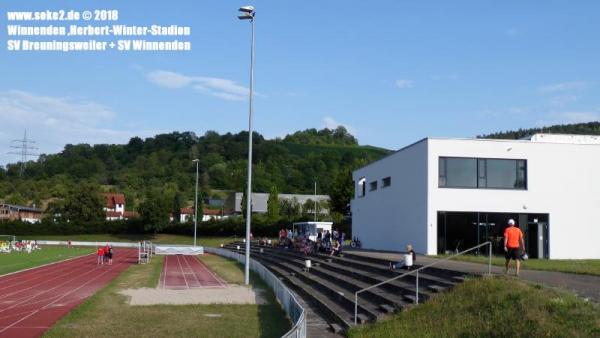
(108, 245), (113, 265)
(104, 243), (110, 263)
(504, 219), (525, 276)
(97, 247), (104, 265)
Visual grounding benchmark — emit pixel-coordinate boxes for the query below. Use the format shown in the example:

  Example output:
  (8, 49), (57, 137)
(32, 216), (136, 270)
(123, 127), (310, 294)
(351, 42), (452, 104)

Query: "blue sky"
(1, 1), (599, 165)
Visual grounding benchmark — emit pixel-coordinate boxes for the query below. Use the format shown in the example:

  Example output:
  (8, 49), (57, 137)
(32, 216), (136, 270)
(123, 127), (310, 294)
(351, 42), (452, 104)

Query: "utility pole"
(8, 130), (38, 177)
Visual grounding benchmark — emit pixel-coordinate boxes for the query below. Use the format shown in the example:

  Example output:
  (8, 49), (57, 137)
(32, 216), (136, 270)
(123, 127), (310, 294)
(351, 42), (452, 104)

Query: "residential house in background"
(0, 203), (43, 223)
(103, 193), (137, 220)
(171, 207), (228, 223)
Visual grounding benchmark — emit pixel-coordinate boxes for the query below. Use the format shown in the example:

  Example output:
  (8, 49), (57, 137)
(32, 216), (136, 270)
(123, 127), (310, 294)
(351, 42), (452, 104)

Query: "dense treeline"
(0, 127), (389, 212)
(478, 122), (600, 140)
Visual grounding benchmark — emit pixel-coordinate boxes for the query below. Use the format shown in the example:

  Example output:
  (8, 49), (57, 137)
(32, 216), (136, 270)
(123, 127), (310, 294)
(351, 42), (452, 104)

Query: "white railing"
(35, 240), (139, 248)
(205, 247), (306, 338)
(353, 241), (492, 325)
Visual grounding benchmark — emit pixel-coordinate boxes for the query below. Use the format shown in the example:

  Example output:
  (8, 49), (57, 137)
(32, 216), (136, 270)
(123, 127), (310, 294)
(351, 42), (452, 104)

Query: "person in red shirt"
(97, 247), (104, 265)
(504, 219), (525, 276)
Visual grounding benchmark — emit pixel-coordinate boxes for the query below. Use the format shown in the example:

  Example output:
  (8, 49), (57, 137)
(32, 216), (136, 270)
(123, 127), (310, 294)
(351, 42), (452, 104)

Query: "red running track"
(0, 249), (138, 338)
(159, 255), (226, 290)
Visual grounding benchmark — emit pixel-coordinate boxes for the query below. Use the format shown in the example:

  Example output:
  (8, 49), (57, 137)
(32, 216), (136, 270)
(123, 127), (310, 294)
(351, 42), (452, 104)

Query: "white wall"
(351, 140), (429, 254)
(427, 138), (600, 259)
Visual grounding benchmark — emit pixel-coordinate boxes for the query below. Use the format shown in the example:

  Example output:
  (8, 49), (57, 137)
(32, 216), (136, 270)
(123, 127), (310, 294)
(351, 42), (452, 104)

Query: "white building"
(351, 134), (600, 259)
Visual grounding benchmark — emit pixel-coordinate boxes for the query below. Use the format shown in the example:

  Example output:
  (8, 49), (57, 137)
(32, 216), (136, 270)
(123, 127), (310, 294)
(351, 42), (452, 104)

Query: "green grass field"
(349, 277), (600, 338)
(21, 234), (238, 248)
(45, 253), (291, 338)
(0, 246), (93, 276)
(436, 254), (600, 276)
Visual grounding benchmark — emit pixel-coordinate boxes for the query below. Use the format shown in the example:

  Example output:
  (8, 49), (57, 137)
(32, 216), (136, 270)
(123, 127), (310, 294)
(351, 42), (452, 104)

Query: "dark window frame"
(439, 156), (527, 190)
(382, 176), (391, 188)
(369, 181), (378, 191)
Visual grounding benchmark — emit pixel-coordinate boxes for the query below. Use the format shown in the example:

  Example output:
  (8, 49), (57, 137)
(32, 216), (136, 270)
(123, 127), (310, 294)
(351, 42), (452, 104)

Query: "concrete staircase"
(223, 242), (469, 336)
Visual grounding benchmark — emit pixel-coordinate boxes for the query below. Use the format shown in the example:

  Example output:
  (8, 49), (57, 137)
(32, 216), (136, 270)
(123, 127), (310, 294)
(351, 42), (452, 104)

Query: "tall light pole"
(238, 5), (255, 286)
(314, 181), (317, 222)
(192, 159), (199, 247)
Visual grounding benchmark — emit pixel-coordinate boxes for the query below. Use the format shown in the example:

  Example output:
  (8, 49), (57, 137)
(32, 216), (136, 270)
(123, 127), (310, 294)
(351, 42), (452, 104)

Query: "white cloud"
(147, 70), (250, 101)
(539, 81), (588, 92)
(322, 116), (357, 135)
(395, 79), (413, 89)
(0, 90), (157, 165)
(147, 70), (194, 88)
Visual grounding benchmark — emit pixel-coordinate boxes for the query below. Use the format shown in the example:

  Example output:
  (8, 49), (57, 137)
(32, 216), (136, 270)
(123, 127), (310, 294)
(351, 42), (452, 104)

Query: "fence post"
(354, 292), (358, 325)
(415, 270), (419, 304)
(488, 242), (492, 275)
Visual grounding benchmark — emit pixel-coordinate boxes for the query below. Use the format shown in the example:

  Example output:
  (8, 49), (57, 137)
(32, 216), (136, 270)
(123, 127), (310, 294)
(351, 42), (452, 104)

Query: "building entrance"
(437, 211), (549, 258)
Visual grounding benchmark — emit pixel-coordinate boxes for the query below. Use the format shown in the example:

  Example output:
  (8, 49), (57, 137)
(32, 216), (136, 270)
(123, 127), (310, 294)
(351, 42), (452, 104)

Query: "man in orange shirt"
(504, 219), (525, 276)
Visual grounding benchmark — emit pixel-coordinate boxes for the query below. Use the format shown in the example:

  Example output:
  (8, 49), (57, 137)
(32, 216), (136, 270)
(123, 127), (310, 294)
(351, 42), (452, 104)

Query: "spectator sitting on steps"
(389, 244), (416, 271)
(330, 240), (341, 256)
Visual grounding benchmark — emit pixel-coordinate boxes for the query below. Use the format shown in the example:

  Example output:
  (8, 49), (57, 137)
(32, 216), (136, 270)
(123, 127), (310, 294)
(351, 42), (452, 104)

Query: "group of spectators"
(0, 240), (40, 254)
(276, 227), (345, 256)
(96, 243), (114, 265)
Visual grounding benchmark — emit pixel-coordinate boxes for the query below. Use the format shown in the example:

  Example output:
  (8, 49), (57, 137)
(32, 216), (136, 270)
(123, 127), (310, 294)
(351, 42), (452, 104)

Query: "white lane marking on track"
(192, 256), (226, 288)
(0, 251), (135, 334)
(181, 255), (202, 287)
(0, 254), (95, 294)
(0, 258), (110, 314)
(160, 254), (168, 289)
(175, 255), (190, 289)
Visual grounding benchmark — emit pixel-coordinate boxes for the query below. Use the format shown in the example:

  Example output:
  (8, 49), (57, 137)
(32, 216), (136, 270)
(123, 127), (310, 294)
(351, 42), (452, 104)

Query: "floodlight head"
(238, 13), (254, 20)
(238, 6), (255, 13)
(192, 159), (199, 162)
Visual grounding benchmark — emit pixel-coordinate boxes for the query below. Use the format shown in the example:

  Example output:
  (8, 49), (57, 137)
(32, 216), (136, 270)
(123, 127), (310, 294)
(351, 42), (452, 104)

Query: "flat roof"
(354, 133), (600, 172)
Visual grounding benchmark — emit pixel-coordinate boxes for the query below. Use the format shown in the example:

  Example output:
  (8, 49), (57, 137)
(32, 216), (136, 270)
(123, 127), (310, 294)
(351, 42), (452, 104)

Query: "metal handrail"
(353, 241), (492, 325)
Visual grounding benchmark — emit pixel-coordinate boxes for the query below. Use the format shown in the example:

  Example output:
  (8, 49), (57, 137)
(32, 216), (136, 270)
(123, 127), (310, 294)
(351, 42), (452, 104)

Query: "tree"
(240, 189), (247, 219)
(303, 198), (315, 220)
(139, 190), (170, 233)
(267, 185), (280, 221)
(61, 183), (105, 224)
(172, 193), (182, 223)
(330, 169), (353, 215)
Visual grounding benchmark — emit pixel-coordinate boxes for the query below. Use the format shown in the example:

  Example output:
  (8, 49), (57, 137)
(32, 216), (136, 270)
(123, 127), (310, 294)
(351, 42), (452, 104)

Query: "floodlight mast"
(192, 159), (199, 247)
(238, 5), (255, 286)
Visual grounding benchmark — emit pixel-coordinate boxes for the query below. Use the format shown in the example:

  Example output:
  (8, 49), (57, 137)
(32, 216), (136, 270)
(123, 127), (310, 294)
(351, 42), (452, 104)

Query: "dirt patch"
(120, 285), (267, 306)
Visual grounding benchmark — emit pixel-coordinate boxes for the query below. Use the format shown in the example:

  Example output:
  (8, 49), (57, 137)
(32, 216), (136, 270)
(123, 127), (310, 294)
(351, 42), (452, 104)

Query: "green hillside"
(0, 127), (391, 210)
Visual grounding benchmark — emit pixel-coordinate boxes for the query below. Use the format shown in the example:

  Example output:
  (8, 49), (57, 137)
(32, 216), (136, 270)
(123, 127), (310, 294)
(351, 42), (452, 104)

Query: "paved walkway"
(346, 249), (600, 303)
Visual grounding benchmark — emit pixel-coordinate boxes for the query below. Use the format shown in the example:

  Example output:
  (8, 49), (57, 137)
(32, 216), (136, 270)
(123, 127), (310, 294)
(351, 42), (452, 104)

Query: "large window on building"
(439, 157), (527, 189)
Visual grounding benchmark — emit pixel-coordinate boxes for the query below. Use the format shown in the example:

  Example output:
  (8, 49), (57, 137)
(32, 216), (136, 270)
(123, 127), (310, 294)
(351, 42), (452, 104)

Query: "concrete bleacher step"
(380, 304), (396, 314)
(223, 242), (471, 330)
(235, 244), (445, 307)
(329, 323), (343, 334)
(255, 254), (385, 322)
(254, 255), (354, 330)
(251, 245), (442, 299)
(427, 285), (448, 293)
(243, 245), (416, 309)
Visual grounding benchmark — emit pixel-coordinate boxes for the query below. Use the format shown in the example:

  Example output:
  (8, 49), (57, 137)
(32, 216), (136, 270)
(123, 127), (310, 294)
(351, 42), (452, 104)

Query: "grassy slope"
(436, 254), (600, 276)
(45, 252), (290, 338)
(0, 247), (93, 275)
(350, 277), (600, 338)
